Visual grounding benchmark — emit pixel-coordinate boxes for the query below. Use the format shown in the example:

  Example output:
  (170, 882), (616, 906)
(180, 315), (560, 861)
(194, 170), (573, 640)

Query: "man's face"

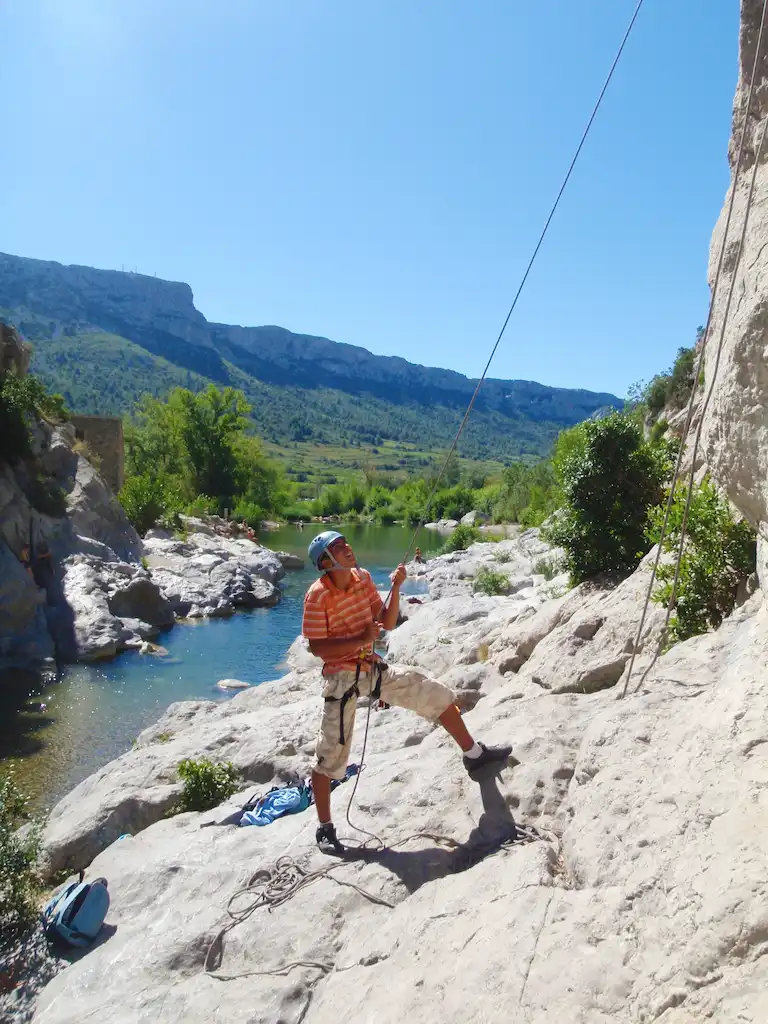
(326, 535), (356, 569)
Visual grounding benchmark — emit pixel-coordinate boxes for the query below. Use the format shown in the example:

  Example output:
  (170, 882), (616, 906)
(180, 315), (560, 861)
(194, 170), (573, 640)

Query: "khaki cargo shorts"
(313, 663), (456, 780)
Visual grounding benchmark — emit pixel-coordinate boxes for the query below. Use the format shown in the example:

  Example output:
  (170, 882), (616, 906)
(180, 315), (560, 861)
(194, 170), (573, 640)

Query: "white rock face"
(31, 563), (768, 1023)
(0, 419), (152, 670)
(144, 525), (284, 619)
(66, 456), (142, 563)
(700, 1), (768, 537)
(460, 509), (487, 526)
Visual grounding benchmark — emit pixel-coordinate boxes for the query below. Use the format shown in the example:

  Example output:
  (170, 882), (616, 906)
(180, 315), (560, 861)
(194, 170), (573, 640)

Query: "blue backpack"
(41, 872), (110, 948)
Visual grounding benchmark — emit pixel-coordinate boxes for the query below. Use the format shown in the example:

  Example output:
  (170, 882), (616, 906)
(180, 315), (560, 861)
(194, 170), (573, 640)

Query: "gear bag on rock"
(41, 872), (110, 948)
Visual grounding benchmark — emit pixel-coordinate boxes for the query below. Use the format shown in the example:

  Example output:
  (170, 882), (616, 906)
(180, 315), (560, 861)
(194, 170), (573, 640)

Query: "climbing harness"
(324, 661), (386, 747)
(622, 0), (768, 698)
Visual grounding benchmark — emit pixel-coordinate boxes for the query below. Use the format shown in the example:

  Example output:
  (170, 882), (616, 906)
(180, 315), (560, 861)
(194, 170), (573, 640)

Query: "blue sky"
(1, 0), (739, 397)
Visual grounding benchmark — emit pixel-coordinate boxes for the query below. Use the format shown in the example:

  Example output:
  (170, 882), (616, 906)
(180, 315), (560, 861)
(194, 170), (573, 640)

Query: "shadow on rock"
(339, 771), (523, 894)
(0, 923), (117, 1023)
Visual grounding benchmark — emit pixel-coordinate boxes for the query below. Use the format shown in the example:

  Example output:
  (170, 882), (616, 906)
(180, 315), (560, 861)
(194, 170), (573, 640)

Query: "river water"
(0, 525), (443, 810)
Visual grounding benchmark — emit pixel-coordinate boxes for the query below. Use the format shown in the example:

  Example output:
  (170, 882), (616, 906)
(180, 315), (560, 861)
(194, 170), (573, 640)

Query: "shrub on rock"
(546, 413), (670, 584)
(648, 477), (757, 643)
(173, 758), (238, 814)
(0, 770), (42, 950)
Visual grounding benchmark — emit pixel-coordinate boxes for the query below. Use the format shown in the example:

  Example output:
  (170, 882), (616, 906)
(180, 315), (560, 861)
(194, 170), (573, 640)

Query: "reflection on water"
(0, 525), (443, 809)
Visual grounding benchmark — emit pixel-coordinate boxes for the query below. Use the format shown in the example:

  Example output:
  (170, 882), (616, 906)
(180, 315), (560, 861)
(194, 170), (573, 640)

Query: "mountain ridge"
(0, 251), (620, 461)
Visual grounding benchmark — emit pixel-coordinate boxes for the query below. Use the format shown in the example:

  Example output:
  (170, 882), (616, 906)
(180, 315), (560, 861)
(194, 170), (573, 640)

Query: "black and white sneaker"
(316, 823), (344, 855)
(463, 743), (517, 779)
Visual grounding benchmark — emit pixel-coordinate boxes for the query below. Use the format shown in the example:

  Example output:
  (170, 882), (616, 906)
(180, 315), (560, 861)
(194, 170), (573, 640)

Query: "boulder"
(38, 429), (79, 486)
(0, 540), (54, 667)
(108, 576), (175, 628)
(460, 510), (488, 526)
(59, 560), (124, 661)
(436, 518), (459, 531)
(275, 550), (304, 570)
(118, 617), (161, 641)
(67, 456), (141, 562)
(144, 533), (283, 618)
(217, 678), (250, 690)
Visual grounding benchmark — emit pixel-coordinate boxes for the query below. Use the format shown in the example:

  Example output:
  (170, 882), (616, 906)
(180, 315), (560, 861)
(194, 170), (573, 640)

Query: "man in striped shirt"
(303, 531), (514, 854)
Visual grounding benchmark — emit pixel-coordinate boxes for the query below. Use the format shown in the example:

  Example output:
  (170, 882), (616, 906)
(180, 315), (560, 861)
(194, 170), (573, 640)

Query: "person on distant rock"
(19, 544), (33, 577)
(414, 547), (426, 564)
(302, 530), (515, 855)
(32, 540), (53, 590)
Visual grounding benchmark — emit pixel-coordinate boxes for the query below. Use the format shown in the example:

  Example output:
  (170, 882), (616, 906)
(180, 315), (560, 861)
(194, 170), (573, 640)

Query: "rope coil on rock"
(204, 826), (550, 979)
(621, 0), (768, 697)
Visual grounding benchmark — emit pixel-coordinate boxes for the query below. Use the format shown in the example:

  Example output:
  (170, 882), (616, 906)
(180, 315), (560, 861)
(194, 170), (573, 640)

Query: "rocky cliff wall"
(701, 0), (768, 582)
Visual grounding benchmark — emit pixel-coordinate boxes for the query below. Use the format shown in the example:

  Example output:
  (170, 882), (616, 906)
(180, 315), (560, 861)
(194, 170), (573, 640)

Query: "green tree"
(546, 413), (668, 583)
(176, 385), (250, 504)
(121, 384), (284, 532)
(0, 369), (69, 463)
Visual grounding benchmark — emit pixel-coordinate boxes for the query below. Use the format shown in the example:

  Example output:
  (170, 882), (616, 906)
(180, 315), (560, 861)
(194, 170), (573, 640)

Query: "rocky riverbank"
(11, 523), (766, 1024)
(0, 404), (295, 669)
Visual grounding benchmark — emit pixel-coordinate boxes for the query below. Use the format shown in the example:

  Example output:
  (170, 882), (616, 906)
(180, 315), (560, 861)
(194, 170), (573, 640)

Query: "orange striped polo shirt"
(302, 568), (384, 675)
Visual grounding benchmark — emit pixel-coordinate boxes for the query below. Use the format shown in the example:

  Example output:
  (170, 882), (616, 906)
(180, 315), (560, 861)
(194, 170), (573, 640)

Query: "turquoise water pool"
(0, 524), (442, 808)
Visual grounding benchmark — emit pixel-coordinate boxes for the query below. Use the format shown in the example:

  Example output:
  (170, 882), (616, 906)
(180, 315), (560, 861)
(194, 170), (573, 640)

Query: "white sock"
(319, 820), (332, 827)
(464, 741), (483, 760)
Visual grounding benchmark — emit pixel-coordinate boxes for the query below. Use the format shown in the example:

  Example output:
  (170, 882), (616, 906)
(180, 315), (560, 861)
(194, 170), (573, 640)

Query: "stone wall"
(700, 0), (768, 552)
(70, 415), (125, 495)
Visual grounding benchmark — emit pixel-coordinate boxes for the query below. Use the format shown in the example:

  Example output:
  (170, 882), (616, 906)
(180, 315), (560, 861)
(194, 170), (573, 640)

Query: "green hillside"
(22, 321), (560, 464)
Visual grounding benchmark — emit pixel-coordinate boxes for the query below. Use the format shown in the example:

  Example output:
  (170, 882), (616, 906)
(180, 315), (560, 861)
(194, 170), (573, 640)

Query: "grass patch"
(172, 758), (238, 814)
(472, 567), (510, 596)
(0, 769), (43, 952)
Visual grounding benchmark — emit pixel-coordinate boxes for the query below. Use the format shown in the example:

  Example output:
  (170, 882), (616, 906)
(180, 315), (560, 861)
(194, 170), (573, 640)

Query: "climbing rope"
(204, 825), (547, 979)
(343, 0), (648, 843)
(399, 0), (647, 565)
(205, 0), (648, 979)
(621, 0), (768, 698)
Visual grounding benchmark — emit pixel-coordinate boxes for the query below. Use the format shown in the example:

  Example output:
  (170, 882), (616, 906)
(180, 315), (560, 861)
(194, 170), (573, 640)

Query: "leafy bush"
(119, 473), (167, 535)
(640, 345), (698, 419)
(545, 413), (669, 583)
(0, 370), (69, 464)
(472, 567), (510, 595)
(186, 494), (219, 517)
(0, 770), (42, 948)
(440, 523), (480, 553)
(232, 499), (265, 527)
(532, 555), (562, 581)
(649, 418), (669, 444)
(492, 460), (558, 525)
(174, 758), (238, 814)
(648, 478), (756, 643)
